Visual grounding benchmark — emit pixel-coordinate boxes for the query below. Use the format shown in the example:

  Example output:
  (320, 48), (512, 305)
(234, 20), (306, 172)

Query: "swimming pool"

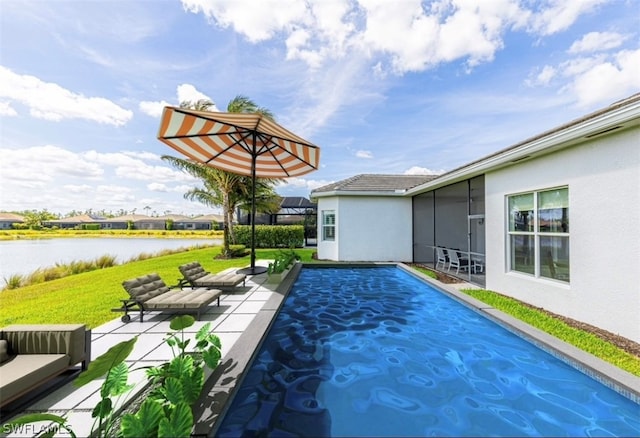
(214, 266), (640, 436)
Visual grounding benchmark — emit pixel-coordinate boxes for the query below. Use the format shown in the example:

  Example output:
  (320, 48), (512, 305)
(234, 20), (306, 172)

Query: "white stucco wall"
(485, 126), (640, 342)
(316, 196), (414, 262)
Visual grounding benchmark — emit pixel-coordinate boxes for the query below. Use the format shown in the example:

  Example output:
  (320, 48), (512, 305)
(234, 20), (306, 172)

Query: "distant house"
(102, 214), (151, 230)
(0, 212), (25, 229)
(311, 94), (640, 343)
(43, 214), (105, 229)
(147, 214), (190, 230)
(188, 214), (226, 230)
(237, 196), (317, 226)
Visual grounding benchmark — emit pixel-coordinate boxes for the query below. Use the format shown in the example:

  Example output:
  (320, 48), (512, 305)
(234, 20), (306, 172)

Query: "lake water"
(0, 238), (222, 280)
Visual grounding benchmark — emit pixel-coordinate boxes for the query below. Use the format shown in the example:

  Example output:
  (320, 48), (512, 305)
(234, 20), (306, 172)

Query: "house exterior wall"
(317, 196), (414, 261)
(485, 126), (640, 342)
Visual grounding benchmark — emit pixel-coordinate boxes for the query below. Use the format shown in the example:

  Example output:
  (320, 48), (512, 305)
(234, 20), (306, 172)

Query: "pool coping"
(192, 262), (640, 436)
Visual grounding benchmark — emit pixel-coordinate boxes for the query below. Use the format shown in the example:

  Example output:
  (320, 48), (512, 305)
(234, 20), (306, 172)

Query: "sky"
(1, 0), (638, 217)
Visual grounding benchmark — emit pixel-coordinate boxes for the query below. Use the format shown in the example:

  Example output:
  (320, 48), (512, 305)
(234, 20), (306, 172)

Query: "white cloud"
(148, 182), (169, 192)
(180, 0), (534, 74)
(62, 184), (93, 193)
(181, 0), (309, 43)
(1, 145), (104, 186)
(356, 150), (373, 158)
(277, 176), (330, 193)
(176, 84), (218, 108)
(139, 100), (172, 117)
(122, 151), (162, 161)
(0, 101), (17, 116)
(528, 0), (608, 36)
(172, 184), (197, 193)
(95, 185), (136, 205)
(526, 65), (557, 86)
(568, 31), (628, 54)
(567, 49), (640, 107)
(141, 84), (219, 115)
(0, 66), (132, 125)
(404, 166), (442, 175)
(305, 179), (335, 191)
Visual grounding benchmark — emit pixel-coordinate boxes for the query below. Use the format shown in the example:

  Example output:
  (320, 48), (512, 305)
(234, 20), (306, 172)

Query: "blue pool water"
(215, 266), (640, 437)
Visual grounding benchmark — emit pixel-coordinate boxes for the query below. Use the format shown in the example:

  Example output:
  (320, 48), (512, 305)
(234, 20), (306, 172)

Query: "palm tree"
(163, 96), (280, 257)
(233, 176), (282, 224)
(161, 156), (242, 255)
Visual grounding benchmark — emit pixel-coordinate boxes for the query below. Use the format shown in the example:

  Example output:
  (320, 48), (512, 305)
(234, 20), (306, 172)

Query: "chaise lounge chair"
(114, 273), (222, 323)
(178, 262), (246, 290)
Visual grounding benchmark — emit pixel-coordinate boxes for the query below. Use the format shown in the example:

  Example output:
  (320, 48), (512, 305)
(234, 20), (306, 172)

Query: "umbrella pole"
(239, 142), (267, 276)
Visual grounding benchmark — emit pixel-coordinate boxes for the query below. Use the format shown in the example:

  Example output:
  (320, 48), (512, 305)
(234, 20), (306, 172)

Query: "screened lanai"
(413, 175), (486, 286)
(237, 196), (317, 245)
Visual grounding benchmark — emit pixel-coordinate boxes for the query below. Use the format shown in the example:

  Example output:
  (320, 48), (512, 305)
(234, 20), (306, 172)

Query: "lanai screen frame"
(412, 175), (486, 285)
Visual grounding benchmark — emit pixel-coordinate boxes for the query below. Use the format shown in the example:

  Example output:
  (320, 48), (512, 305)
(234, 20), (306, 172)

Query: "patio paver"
(0, 264), (279, 437)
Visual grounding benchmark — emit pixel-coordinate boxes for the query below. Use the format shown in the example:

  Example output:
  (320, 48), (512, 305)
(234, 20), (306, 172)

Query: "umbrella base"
(237, 266), (268, 276)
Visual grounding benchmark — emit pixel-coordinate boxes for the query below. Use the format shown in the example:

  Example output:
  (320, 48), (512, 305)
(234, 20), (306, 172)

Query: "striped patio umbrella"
(157, 106), (320, 274)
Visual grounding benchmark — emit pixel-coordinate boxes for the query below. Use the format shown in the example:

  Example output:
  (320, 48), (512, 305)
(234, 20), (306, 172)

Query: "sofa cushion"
(0, 339), (9, 364)
(0, 354), (70, 403)
(1, 325), (86, 366)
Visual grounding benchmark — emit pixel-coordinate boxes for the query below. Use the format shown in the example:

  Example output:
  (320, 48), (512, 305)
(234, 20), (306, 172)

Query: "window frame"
(321, 210), (336, 241)
(507, 187), (569, 283)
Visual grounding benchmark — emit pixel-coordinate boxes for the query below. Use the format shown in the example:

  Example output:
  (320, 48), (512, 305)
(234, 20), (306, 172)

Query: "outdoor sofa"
(0, 324), (91, 408)
(178, 262), (246, 290)
(115, 273), (222, 323)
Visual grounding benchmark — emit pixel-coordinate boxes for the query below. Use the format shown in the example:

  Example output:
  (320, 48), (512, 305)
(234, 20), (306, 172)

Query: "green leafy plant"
(2, 316), (223, 438)
(267, 249), (300, 275)
(2, 337), (138, 437)
(119, 315), (222, 438)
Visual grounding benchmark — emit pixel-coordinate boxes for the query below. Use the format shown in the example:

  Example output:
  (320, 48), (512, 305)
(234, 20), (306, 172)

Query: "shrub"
(234, 225), (304, 248)
(3, 274), (23, 289)
(95, 254), (118, 269)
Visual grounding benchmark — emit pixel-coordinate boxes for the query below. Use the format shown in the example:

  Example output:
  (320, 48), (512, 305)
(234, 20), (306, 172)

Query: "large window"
(507, 187), (569, 282)
(322, 210), (335, 241)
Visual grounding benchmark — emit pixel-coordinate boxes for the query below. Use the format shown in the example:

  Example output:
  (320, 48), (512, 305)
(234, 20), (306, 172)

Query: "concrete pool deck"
(2, 262), (639, 437)
(0, 262), (281, 437)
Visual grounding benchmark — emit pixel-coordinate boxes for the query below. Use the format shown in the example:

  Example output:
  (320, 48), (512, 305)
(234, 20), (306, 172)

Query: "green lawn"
(459, 288), (640, 376)
(1, 251), (637, 376)
(0, 247), (316, 328)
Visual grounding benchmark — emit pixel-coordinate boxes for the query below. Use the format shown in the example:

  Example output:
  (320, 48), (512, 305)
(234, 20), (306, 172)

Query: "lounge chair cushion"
(145, 288), (221, 310)
(179, 262), (246, 288)
(122, 274), (172, 302)
(194, 272), (246, 287)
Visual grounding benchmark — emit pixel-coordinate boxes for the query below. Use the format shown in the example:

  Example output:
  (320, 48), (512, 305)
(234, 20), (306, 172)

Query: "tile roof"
(311, 174), (439, 194)
(48, 214), (105, 223)
(0, 212), (25, 222)
(191, 214), (225, 222)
